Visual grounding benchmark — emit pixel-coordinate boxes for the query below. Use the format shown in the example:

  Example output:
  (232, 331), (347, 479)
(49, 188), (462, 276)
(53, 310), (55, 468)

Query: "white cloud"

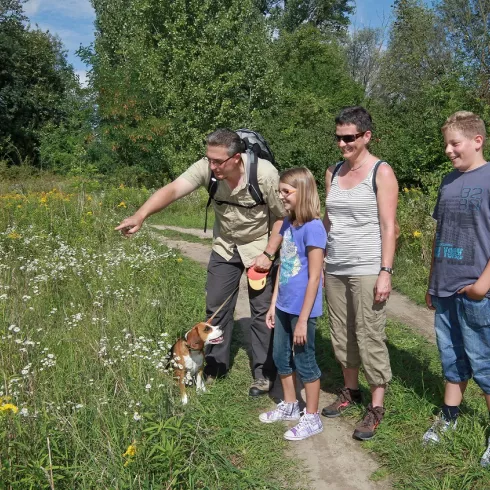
(24, 0), (42, 16)
(24, 0), (95, 20)
(75, 70), (88, 88)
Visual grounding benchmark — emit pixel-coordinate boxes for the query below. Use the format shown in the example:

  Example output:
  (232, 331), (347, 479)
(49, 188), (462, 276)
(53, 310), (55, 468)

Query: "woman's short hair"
(335, 106), (373, 133)
(205, 129), (244, 156)
(442, 111), (486, 142)
(280, 167), (321, 224)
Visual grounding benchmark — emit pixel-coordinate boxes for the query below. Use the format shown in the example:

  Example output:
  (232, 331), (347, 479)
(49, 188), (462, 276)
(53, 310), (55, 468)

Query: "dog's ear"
(187, 327), (204, 350)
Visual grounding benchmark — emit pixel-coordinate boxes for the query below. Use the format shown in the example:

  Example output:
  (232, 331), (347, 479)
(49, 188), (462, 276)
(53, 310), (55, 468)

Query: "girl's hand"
(293, 320), (307, 345)
(266, 306), (276, 329)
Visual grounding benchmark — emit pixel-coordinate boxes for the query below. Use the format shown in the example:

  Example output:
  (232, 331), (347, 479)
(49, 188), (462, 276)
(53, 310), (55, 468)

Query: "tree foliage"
(0, 0), (78, 166)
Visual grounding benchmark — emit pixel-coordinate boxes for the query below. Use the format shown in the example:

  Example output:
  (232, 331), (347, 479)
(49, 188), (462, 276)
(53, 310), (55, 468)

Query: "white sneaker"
(481, 436), (490, 468)
(259, 400), (300, 423)
(422, 415), (457, 445)
(284, 411), (323, 441)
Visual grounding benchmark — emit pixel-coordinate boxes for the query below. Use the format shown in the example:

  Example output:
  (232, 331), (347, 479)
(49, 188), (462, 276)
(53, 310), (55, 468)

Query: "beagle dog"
(169, 322), (223, 404)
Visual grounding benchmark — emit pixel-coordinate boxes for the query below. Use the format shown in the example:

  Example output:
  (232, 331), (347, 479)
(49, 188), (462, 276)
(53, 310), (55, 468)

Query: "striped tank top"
(325, 161), (385, 275)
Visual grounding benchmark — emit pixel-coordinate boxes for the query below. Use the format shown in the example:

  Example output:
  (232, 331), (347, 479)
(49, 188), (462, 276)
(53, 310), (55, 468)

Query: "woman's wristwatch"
(380, 266), (394, 275)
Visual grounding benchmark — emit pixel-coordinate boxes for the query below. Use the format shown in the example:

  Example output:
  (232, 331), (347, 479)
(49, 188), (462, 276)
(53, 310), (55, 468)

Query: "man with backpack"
(116, 128), (286, 396)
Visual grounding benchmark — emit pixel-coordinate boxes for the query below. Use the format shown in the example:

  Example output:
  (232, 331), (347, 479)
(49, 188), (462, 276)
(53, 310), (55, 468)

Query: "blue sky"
(23, 0), (396, 87)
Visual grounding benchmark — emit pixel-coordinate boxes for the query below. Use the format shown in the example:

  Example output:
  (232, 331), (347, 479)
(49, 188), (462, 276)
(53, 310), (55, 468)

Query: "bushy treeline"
(2, 0), (490, 191)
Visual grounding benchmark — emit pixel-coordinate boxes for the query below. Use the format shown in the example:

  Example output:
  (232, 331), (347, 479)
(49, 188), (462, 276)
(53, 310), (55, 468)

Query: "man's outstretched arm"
(115, 176), (197, 236)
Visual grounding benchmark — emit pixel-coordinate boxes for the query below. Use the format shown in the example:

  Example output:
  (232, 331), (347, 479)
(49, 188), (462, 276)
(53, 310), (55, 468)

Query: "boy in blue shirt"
(425, 111), (490, 467)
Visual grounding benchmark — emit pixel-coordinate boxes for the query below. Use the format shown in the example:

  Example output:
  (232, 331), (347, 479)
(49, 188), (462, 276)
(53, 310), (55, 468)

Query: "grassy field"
(2, 176), (489, 489)
(0, 177), (301, 489)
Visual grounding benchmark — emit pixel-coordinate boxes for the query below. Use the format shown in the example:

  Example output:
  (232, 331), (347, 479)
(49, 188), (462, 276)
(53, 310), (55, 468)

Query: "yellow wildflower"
(403, 187), (409, 193)
(87, 195), (92, 201)
(17, 205), (22, 208)
(176, 258), (183, 263)
(7, 232), (21, 239)
(123, 443), (137, 458)
(86, 211), (93, 216)
(40, 196), (48, 204)
(118, 201), (127, 208)
(0, 403), (19, 414)
(413, 231), (422, 238)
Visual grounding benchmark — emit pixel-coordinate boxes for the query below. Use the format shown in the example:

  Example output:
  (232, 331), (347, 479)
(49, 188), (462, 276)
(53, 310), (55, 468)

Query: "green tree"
(88, 0), (279, 182)
(0, 0), (79, 167)
(257, 25), (362, 190)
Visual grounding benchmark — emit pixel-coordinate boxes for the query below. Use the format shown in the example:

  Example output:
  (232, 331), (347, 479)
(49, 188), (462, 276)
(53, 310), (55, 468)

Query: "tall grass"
(0, 182), (297, 489)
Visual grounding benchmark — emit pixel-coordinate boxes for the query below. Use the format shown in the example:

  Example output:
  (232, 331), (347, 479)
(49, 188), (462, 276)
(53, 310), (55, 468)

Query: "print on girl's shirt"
(279, 228), (301, 285)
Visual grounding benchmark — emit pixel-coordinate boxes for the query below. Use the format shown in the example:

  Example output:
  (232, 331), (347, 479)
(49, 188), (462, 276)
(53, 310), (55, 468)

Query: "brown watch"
(380, 266), (394, 275)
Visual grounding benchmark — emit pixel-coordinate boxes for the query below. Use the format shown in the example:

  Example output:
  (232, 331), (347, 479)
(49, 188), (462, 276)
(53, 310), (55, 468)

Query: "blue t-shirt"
(428, 163), (490, 298)
(276, 218), (327, 317)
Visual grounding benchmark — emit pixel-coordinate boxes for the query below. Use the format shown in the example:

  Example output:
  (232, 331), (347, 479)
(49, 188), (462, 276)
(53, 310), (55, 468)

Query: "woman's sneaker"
(422, 414), (457, 445)
(353, 404), (385, 441)
(284, 412), (323, 441)
(259, 401), (300, 423)
(321, 387), (362, 418)
(481, 437), (490, 467)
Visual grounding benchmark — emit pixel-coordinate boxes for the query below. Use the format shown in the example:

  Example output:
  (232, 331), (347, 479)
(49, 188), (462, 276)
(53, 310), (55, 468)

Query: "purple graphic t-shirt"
(276, 218), (327, 317)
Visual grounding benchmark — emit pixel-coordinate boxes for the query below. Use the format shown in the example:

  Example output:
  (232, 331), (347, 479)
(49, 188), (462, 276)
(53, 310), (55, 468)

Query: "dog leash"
(207, 285), (240, 325)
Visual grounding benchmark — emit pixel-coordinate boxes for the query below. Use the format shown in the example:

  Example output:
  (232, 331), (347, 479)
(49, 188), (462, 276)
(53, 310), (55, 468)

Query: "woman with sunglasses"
(321, 106), (398, 441)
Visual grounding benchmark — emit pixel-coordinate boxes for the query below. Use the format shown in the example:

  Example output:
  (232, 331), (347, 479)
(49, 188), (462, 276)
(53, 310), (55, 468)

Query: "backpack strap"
(204, 172), (218, 233)
(246, 145), (265, 205)
(371, 160), (386, 195)
(330, 161), (344, 183)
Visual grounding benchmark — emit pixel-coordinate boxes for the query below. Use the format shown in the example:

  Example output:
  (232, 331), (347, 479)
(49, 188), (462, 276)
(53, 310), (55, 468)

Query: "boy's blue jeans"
(432, 294), (490, 394)
(273, 308), (321, 384)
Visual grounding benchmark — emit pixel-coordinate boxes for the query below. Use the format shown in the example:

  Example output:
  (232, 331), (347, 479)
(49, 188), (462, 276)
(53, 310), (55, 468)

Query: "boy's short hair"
(335, 106), (373, 133)
(442, 111), (487, 142)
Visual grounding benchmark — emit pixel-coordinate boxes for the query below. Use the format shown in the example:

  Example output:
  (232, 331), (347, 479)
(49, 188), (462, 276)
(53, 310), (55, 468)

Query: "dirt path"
(152, 225), (436, 490)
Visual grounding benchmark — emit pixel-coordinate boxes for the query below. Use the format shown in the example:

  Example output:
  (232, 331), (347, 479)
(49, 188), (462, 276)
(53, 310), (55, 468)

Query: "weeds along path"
(153, 225), (420, 490)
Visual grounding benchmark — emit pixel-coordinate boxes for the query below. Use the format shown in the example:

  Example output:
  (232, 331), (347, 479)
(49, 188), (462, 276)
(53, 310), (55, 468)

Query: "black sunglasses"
(334, 132), (366, 143)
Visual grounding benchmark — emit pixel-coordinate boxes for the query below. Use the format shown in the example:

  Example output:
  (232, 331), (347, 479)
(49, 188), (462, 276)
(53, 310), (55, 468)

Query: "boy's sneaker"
(259, 400), (301, 423)
(481, 437), (490, 467)
(353, 404), (385, 441)
(321, 387), (362, 418)
(284, 411), (323, 441)
(422, 414), (457, 445)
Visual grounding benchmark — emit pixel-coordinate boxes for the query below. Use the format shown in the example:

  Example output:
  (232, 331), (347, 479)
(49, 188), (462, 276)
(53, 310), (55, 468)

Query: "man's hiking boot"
(249, 378), (271, 397)
(321, 387), (362, 418)
(353, 404), (385, 441)
(481, 436), (490, 468)
(422, 414), (457, 445)
(259, 400), (301, 423)
(284, 411), (323, 441)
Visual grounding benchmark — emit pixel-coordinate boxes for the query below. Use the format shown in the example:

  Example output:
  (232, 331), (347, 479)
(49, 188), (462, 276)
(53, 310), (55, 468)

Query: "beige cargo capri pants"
(325, 274), (392, 386)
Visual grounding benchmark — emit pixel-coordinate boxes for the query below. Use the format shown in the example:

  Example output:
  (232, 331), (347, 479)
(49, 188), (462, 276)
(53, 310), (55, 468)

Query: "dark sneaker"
(249, 378), (271, 397)
(353, 404), (385, 441)
(321, 387), (362, 418)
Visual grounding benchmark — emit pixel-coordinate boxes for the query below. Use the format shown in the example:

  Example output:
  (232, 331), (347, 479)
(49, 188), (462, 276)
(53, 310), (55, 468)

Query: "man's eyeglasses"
(334, 132), (366, 144)
(278, 188), (296, 197)
(204, 153), (238, 167)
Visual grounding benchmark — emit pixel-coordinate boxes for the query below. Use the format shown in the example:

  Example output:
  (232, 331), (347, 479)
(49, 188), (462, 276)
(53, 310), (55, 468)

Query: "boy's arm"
(426, 234), (437, 309)
(458, 260), (490, 300)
